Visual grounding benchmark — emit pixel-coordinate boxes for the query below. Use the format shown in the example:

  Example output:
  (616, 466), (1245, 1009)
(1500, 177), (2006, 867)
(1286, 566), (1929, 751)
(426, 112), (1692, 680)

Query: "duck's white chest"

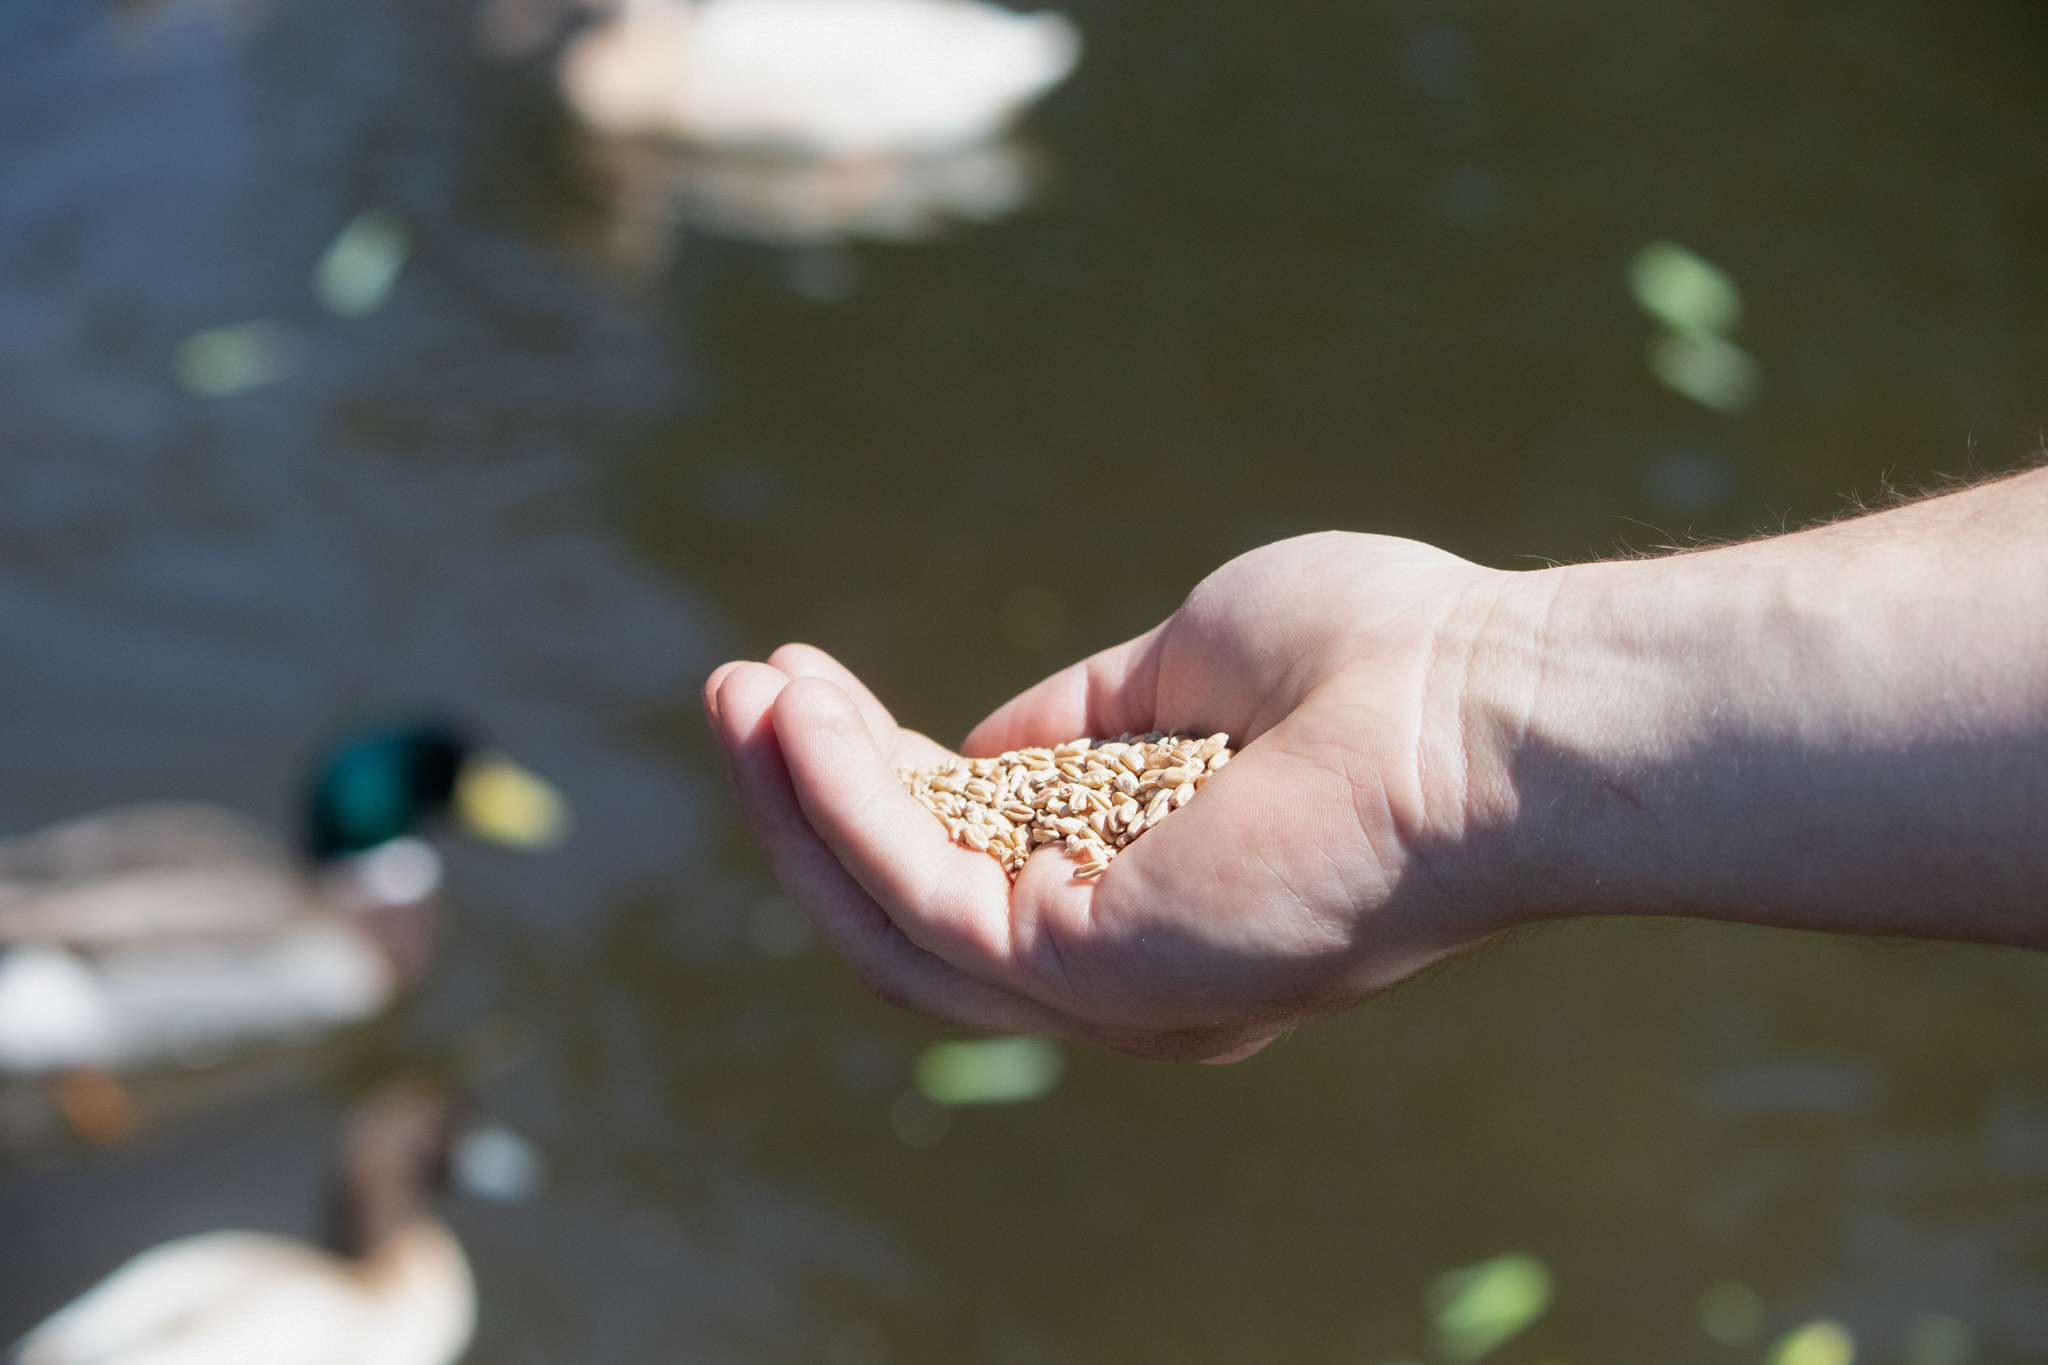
(0, 947), (120, 1071)
(12, 1227), (475, 1365)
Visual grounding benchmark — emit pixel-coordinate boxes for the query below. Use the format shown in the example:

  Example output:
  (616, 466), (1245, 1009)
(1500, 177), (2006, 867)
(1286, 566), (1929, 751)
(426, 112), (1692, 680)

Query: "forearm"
(1465, 467), (2048, 945)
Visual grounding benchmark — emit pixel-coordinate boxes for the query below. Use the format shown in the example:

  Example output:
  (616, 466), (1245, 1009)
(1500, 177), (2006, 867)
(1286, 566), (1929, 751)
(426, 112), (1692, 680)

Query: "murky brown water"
(4, 1), (2048, 1360)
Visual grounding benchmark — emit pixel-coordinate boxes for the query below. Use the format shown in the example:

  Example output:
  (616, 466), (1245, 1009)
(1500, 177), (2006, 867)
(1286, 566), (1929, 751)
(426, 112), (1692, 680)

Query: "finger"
(766, 642), (955, 770)
(766, 643), (895, 741)
(999, 838), (1126, 1014)
(1086, 744), (1322, 999)
(703, 660), (748, 727)
(773, 676), (1052, 995)
(713, 664), (1081, 1037)
(1003, 838), (1299, 1033)
(1086, 732), (1406, 1020)
(961, 621), (1169, 756)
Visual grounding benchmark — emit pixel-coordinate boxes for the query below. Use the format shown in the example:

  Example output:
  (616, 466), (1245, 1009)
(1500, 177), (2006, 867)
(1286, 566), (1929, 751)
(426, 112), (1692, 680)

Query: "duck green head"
(305, 721), (570, 860)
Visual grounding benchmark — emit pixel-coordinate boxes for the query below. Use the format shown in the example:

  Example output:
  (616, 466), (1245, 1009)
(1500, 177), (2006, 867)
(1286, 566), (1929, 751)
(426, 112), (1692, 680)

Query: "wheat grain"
(897, 732), (1235, 882)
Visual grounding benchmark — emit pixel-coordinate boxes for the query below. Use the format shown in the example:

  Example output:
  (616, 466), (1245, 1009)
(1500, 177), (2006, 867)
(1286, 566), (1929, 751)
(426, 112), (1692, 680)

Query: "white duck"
(559, 0), (1082, 158)
(9, 1083), (475, 1365)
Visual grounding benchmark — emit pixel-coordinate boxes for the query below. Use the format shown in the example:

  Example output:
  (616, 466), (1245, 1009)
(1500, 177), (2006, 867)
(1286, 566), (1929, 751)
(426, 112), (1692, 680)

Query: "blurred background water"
(3, 0), (2048, 1361)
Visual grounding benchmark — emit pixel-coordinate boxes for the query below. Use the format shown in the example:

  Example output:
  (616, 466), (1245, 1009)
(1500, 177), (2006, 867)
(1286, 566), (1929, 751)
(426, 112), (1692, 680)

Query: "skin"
(705, 466), (2048, 1062)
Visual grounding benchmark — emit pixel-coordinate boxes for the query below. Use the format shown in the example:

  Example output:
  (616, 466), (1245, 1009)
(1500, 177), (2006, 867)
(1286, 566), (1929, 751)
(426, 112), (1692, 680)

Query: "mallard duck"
(9, 1081), (476, 1365)
(0, 722), (566, 1078)
(559, 0), (1082, 158)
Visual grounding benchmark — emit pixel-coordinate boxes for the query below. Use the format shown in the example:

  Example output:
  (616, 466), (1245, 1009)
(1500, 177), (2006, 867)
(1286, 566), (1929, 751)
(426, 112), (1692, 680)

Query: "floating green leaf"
(1768, 1320), (1855, 1365)
(1629, 240), (1742, 337)
(313, 209), (412, 317)
(1426, 1253), (1552, 1363)
(1900, 1315), (1974, 1365)
(914, 1036), (1063, 1106)
(1698, 1281), (1766, 1346)
(1647, 330), (1760, 413)
(173, 320), (298, 396)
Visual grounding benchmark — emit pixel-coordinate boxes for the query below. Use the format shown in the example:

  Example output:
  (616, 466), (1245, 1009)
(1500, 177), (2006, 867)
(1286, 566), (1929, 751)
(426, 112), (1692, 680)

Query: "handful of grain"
(898, 733), (1233, 882)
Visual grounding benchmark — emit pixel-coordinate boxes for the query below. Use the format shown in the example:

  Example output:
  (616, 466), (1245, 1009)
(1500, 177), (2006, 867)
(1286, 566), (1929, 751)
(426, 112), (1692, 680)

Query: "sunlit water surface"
(3, 1), (2048, 1360)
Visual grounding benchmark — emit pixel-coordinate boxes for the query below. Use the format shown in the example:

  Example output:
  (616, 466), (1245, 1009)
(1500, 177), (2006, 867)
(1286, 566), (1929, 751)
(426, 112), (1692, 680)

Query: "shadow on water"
(3, 0), (2048, 1360)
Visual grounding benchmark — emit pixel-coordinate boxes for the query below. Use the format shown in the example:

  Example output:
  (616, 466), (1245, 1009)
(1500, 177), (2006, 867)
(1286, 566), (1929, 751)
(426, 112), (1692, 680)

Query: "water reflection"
(574, 135), (1040, 262)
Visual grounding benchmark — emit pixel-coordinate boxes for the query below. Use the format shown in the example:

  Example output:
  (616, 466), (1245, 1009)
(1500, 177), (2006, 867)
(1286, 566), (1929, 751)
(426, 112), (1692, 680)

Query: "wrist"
(1445, 541), (1836, 924)
(1455, 520), (2047, 941)
(1461, 554), (1747, 924)
(1404, 563), (1582, 936)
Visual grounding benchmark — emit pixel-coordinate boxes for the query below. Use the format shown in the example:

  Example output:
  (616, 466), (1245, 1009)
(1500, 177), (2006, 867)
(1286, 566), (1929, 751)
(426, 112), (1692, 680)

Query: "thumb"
(962, 621), (1169, 756)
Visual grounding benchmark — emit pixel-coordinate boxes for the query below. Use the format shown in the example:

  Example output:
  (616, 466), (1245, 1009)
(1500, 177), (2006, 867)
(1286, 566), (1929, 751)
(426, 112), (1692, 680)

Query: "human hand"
(705, 532), (1530, 1062)
(712, 470), (2048, 1060)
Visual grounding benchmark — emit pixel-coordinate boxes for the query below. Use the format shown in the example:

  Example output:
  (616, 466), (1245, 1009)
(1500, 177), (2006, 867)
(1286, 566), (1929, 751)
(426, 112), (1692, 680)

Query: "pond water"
(3, 1), (2048, 1361)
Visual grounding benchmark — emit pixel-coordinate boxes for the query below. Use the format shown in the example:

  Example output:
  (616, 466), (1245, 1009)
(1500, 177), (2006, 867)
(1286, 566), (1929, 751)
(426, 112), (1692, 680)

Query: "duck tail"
(1022, 10), (1082, 93)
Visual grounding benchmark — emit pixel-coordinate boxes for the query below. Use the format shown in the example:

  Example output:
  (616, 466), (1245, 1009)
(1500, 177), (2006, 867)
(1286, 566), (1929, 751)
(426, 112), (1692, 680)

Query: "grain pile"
(898, 733), (1233, 882)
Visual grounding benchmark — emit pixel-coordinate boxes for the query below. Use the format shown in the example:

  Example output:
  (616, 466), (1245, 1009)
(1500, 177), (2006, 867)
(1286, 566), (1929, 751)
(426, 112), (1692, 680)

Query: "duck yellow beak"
(454, 755), (571, 849)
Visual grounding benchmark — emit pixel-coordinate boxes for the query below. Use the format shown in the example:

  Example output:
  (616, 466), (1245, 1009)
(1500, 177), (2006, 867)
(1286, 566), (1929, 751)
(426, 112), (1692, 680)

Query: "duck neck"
(325, 1090), (452, 1259)
(328, 1147), (429, 1259)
